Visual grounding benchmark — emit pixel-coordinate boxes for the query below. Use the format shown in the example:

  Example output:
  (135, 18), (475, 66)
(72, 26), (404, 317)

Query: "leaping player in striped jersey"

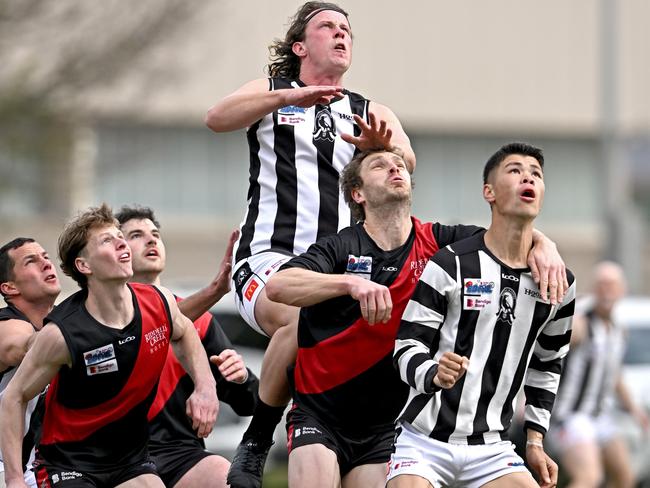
(205, 3), (416, 487)
(390, 142), (576, 488)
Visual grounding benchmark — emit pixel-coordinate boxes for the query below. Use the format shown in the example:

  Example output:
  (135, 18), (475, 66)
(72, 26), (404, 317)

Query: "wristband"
(526, 440), (543, 448)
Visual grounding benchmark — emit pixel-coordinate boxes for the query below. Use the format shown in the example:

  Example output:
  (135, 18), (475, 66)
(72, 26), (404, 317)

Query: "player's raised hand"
(341, 113), (393, 152)
(282, 85), (345, 108)
(433, 352), (469, 389)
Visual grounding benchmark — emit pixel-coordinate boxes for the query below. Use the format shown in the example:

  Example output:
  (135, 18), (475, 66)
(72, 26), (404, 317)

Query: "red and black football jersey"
(284, 217), (481, 435)
(38, 283), (172, 472)
(147, 307), (258, 451)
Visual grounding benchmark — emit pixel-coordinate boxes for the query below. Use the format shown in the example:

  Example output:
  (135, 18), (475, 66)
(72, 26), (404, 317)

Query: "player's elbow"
(205, 106), (226, 133)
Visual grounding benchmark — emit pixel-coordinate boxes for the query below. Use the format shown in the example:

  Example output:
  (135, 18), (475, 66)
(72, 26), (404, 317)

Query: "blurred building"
(1, 0), (649, 297)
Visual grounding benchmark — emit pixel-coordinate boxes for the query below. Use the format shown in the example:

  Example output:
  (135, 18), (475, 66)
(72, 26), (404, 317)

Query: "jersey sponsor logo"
(346, 255), (372, 280)
(313, 107), (336, 142)
(333, 110), (353, 121)
(393, 460), (419, 470)
(145, 324), (169, 354)
(278, 105), (306, 114)
(508, 461), (526, 467)
(87, 359), (118, 376)
(59, 471), (83, 481)
(294, 426), (322, 438)
(497, 287), (517, 325)
(464, 279), (495, 296)
(410, 258), (428, 282)
(502, 273), (519, 282)
(464, 296), (492, 310)
(524, 288), (544, 300)
(264, 258), (286, 276)
(382, 266), (398, 272)
(83, 343), (115, 367)
(118, 335), (136, 345)
(278, 105), (307, 125)
(244, 279), (259, 301)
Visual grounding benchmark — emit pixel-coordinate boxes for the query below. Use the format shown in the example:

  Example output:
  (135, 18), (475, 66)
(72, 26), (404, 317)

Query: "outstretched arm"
(162, 287), (218, 438)
(205, 78), (344, 133)
(179, 229), (239, 321)
(266, 267), (392, 325)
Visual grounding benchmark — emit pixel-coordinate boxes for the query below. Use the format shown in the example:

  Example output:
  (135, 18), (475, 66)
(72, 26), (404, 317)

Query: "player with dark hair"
(0, 238), (60, 488)
(389, 143), (575, 488)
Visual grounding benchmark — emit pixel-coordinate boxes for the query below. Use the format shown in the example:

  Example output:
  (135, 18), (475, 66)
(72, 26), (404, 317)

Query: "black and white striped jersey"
(235, 77), (370, 263)
(552, 308), (626, 420)
(394, 233), (576, 445)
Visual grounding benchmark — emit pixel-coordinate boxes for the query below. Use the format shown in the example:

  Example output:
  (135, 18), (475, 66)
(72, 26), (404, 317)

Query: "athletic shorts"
(549, 412), (619, 451)
(387, 422), (530, 488)
(286, 404), (394, 476)
(149, 444), (212, 487)
(232, 252), (293, 336)
(33, 459), (158, 487)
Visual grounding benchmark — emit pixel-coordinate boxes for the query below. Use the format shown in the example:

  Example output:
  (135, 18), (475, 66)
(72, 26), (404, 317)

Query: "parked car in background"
(613, 296), (650, 487)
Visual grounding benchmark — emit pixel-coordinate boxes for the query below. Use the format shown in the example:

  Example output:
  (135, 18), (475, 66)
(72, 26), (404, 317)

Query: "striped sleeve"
(394, 248), (458, 395)
(524, 276), (576, 435)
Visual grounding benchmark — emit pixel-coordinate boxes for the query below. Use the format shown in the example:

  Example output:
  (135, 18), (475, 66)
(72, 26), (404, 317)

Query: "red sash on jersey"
(40, 284), (171, 444)
(294, 219), (439, 394)
(147, 307), (211, 420)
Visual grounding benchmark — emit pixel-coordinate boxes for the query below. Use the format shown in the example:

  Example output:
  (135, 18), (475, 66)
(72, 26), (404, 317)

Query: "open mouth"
(334, 42), (346, 52)
(145, 249), (159, 258)
(118, 252), (131, 262)
(520, 188), (536, 202)
(44, 274), (57, 283)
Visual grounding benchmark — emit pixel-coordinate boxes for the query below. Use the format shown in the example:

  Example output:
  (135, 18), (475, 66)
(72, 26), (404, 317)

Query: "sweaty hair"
(0, 237), (36, 299)
(115, 205), (161, 229)
(267, 2), (349, 79)
(340, 147), (407, 222)
(58, 203), (118, 288)
(483, 142), (544, 184)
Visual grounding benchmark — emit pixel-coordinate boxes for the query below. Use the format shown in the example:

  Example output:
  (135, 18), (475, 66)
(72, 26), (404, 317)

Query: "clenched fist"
(433, 352), (469, 389)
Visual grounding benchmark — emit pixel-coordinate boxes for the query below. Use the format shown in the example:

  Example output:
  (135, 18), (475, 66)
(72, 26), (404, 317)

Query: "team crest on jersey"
(313, 107), (336, 142)
(278, 105), (306, 125)
(496, 287), (517, 325)
(346, 254), (372, 280)
(83, 344), (118, 376)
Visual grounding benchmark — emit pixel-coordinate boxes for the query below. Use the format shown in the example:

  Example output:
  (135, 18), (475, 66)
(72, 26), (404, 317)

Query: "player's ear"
(292, 41), (307, 58)
(483, 183), (495, 204)
(75, 256), (92, 277)
(351, 186), (365, 206)
(0, 281), (18, 298)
